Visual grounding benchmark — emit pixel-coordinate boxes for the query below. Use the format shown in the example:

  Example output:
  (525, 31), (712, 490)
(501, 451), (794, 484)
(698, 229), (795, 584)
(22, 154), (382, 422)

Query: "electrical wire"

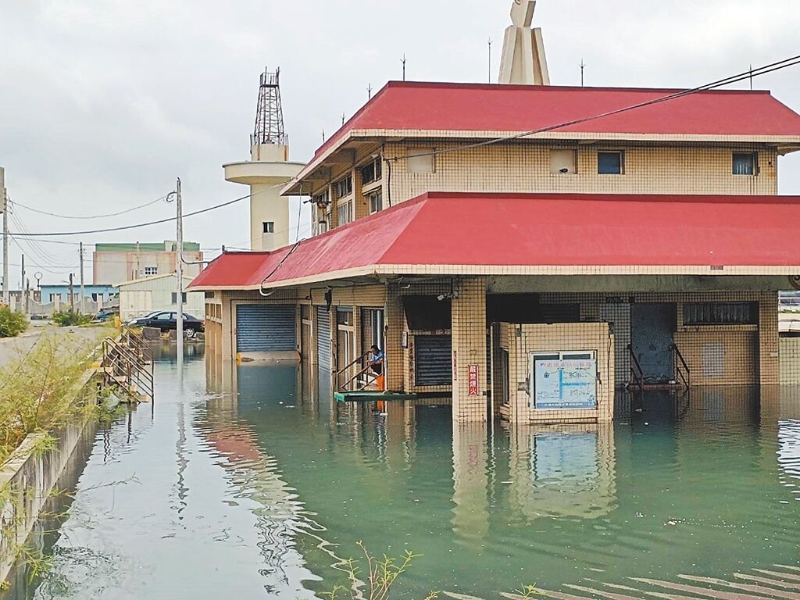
(10, 55), (799, 243)
(381, 54), (800, 162)
(9, 195), (168, 220)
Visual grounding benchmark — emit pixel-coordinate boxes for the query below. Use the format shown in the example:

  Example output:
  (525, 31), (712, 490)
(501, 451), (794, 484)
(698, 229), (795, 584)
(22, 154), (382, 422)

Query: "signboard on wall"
(468, 364), (479, 396)
(530, 352), (597, 410)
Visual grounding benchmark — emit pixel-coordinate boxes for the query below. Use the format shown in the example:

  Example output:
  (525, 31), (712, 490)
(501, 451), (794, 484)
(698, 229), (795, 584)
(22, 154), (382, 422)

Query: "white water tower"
(223, 68), (305, 251)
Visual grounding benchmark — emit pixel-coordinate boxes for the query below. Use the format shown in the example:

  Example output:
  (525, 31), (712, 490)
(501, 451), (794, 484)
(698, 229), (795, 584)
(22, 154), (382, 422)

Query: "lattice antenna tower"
(252, 67), (286, 146)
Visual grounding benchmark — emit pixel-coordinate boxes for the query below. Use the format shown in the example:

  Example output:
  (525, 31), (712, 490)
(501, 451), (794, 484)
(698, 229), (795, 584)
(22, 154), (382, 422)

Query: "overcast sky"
(1, 0), (800, 286)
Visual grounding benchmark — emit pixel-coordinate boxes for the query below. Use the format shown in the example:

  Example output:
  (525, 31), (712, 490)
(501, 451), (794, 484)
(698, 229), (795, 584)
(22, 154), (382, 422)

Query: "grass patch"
(0, 306), (29, 338)
(51, 311), (93, 327)
(0, 334), (101, 464)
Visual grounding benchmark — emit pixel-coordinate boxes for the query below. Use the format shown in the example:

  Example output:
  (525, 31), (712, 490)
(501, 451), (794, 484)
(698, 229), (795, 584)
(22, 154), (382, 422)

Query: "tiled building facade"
(192, 82), (800, 425)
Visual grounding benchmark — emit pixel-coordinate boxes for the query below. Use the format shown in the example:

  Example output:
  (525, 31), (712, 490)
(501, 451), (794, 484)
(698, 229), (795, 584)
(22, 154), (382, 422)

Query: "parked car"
(128, 311), (205, 337)
(93, 305), (120, 323)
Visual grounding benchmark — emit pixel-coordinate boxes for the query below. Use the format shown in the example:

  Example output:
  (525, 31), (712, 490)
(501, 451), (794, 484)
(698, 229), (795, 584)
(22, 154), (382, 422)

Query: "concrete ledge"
(238, 351), (300, 363)
(0, 364), (100, 583)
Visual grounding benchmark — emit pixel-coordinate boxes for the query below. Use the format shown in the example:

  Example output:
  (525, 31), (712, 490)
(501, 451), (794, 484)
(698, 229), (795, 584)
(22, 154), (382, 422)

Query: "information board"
(530, 353), (597, 410)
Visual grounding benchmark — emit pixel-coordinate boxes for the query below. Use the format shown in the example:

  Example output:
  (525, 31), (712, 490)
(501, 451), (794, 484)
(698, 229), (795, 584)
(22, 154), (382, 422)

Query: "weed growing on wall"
(0, 335), (97, 463)
(0, 306), (29, 338)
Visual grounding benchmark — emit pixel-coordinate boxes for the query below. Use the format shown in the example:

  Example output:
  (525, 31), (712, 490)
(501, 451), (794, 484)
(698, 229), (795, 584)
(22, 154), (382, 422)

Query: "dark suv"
(129, 311), (205, 337)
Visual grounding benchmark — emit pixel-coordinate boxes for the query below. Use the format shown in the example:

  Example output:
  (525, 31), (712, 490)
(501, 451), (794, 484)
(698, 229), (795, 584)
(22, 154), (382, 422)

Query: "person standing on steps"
(368, 345), (384, 375)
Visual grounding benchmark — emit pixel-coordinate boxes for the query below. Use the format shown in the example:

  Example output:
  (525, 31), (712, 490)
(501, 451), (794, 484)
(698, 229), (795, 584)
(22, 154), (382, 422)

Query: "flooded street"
(6, 348), (800, 599)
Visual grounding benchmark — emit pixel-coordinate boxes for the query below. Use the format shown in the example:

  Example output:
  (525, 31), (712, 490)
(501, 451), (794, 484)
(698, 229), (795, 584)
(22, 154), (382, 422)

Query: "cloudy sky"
(1, 0), (799, 285)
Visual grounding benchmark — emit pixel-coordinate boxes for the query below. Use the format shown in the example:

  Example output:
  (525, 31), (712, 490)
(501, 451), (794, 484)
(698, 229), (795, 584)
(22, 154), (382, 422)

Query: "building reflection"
(503, 423), (617, 521)
(766, 386), (800, 502)
(195, 363), (319, 599)
(451, 424), (490, 542)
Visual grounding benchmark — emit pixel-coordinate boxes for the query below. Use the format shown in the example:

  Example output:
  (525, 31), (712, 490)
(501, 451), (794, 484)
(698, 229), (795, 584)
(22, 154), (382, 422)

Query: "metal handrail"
(671, 343), (691, 390)
(336, 351), (370, 390)
(102, 337), (154, 401)
(336, 351), (370, 377)
(340, 363), (378, 392)
(627, 344), (645, 388)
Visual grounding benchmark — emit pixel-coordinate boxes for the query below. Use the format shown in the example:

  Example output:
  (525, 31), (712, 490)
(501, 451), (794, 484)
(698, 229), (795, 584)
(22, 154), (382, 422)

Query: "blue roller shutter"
(236, 305), (296, 353)
(316, 307), (332, 370)
(414, 335), (452, 386)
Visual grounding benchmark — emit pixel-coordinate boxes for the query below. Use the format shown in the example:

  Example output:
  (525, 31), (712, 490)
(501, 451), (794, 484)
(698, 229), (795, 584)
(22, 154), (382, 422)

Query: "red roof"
(189, 192), (800, 289)
(312, 81), (800, 161)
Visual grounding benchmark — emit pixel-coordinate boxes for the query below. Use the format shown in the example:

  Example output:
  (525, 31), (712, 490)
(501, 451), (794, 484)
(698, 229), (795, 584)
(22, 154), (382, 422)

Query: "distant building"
(93, 241), (203, 285)
(118, 273), (203, 321)
(40, 284), (116, 306)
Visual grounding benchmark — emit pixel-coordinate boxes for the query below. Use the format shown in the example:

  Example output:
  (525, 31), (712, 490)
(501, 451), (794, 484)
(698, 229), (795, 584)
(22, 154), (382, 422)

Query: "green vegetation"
(51, 310), (92, 327)
(0, 335), (97, 463)
(0, 306), (29, 338)
(323, 542), (438, 600)
(322, 542), (541, 600)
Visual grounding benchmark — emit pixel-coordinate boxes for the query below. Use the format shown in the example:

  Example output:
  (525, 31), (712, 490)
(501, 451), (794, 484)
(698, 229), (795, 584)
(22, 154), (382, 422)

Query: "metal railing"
(101, 330), (154, 402)
(671, 343), (691, 390)
(336, 351), (377, 392)
(627, 344), (645, 389)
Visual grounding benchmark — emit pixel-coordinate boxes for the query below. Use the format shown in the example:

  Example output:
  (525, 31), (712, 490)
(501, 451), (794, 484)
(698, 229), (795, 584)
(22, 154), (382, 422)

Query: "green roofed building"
(93, 241), (204, 285)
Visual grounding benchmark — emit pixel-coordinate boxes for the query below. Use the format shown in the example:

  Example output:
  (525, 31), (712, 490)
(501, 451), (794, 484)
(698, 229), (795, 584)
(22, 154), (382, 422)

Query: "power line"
(11, 191), (255, 238)
(9, 195), (168, 220)
(387, 54), (800, 162)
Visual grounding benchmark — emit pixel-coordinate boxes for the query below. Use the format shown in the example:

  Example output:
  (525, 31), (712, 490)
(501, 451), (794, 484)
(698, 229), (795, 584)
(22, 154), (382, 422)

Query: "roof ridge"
(384, 80), (773, 95)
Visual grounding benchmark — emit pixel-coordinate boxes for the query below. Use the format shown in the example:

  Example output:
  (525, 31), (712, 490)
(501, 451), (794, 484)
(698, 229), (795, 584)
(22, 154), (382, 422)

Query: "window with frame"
(171, 292), (188, 304)
(262, 221), (275, 234)
(597, 151), (624, 175)
(368, 190), (383, 214)
(360, 158), (382, 185)
(333, 175), (353, 199)
(408, 148), (435, 174)
(732, 152), (758, 176)
(683, 302), (757, 326)
(313, 190), (329, 206)
(336, 307), (353, 326)
(337, 201), (352, 225)
(144, 266), (158, 276)
(550, 149), (577, 174)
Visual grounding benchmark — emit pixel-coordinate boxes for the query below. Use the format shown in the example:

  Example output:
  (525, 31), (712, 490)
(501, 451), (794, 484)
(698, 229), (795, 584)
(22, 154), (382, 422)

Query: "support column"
(385, 284), (405, 392)
(759, 291), (780, 386)
(452, 277), (488, 423)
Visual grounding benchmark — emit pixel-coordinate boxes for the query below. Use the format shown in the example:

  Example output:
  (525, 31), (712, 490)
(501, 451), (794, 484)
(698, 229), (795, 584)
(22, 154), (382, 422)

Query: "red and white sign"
(468, 364), (479, 396)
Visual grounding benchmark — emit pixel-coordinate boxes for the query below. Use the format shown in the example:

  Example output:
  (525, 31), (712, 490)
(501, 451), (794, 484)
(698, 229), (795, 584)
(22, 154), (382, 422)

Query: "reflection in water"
(506, 424), (616, 521)
(778, 420), (800, 501)
(452, 425), (489, 542)
(12, 361), (800, 599)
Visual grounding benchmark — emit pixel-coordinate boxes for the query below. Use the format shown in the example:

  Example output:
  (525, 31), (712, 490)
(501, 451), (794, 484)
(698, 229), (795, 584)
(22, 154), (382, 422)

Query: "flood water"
(6, 347), (800, 599)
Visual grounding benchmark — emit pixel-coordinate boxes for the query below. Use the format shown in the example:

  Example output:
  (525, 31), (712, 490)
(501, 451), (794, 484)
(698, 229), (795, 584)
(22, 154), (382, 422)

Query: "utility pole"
(20, 255), (25, 314)
(68, 273), (75, 312)
(488, 39), (492, 83)
(79, 242), (85, 314)
(580, 59), (586, 87)
(25, 278), (30, 314)
(2, 182), (8, 306)
(176, 178), (184, 363)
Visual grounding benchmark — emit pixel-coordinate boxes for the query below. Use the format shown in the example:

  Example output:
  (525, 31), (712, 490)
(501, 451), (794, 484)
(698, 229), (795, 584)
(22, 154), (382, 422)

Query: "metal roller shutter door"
(415, 335), (452, 386)
(316, 307), (332, 370)
(236, 305), (296, 353)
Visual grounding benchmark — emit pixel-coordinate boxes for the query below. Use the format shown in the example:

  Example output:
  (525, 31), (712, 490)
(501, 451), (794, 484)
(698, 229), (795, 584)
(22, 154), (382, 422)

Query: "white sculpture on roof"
(499, 0), (550, 85)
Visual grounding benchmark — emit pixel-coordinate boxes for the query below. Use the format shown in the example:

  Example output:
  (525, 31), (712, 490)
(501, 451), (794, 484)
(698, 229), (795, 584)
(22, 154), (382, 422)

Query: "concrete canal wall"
(0, 369), (99, 584)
